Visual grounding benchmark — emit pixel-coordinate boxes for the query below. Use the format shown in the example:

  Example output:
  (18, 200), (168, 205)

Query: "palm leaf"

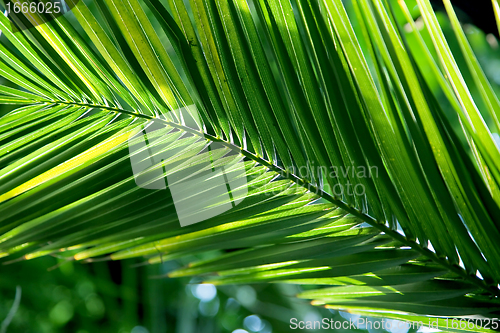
(1, 0), (500, 329)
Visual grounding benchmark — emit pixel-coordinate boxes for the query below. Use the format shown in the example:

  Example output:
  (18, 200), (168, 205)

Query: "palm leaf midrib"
(23, 97), (499, 298)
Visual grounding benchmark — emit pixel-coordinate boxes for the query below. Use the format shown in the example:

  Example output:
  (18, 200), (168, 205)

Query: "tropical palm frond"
(1, 0), (500, 329)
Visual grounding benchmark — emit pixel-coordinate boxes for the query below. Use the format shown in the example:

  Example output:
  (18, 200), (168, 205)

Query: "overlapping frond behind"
(1, 0), (500, 328)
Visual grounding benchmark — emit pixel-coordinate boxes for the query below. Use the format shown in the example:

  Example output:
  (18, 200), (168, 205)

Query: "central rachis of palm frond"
(1, 0), (500, 329)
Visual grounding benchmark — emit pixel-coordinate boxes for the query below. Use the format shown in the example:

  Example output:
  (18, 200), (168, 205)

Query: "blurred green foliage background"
(1, 0), (499, 332)
(0, 255), (424, 333)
